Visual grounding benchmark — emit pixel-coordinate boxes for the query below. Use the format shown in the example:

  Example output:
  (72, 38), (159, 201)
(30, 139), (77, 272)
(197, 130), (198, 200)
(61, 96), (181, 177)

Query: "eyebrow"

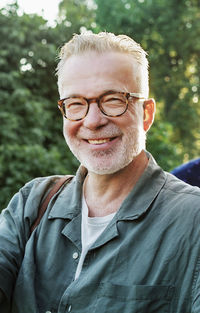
(65, 89), (121, 98)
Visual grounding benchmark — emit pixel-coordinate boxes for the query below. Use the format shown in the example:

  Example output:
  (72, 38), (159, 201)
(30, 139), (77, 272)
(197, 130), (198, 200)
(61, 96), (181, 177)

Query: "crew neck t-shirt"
(74, 195), (116, 280)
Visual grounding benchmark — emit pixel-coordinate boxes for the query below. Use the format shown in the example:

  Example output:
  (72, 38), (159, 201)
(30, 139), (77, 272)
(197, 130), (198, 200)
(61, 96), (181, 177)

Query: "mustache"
(78, 126), (122, 139)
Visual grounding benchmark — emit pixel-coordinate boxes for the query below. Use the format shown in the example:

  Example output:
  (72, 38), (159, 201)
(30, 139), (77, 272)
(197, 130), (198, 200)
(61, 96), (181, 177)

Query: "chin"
(80, 155), (137, 175)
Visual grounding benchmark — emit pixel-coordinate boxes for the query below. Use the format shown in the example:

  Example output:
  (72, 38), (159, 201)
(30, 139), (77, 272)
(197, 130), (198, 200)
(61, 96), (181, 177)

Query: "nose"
(82, 101), (108, 130)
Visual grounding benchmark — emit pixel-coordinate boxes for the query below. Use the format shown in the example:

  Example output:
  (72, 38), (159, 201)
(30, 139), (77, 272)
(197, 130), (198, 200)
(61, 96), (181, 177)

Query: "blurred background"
(0, 0), (200, 210)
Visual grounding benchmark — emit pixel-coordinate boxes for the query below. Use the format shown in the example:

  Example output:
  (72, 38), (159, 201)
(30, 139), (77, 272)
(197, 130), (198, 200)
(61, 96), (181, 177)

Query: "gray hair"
(56, 32), (149, 97)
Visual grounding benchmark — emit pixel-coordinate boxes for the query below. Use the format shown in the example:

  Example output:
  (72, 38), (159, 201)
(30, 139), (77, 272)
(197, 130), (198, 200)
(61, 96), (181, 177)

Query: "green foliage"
(147, 120), (183, 171)
(58, 0), (96, 32)
(93, 0), (200, 160)
(0, 0), (199, 211)
(0, 3), (79, 211)
(0, 144), (77, 208)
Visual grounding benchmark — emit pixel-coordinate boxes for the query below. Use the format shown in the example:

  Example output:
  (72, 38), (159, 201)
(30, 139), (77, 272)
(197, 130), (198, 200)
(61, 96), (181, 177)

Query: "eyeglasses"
(58, 90), (145, 121)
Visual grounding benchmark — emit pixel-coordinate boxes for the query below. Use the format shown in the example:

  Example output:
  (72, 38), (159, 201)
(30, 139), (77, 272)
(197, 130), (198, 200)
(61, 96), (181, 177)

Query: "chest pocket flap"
(95, 283), (174, 313)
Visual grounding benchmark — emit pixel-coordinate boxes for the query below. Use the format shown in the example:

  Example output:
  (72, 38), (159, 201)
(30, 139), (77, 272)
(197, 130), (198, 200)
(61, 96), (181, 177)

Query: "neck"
(83, 150), (148, 217)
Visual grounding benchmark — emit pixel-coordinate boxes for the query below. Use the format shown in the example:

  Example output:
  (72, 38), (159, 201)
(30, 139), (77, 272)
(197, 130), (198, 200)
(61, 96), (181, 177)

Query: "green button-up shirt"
(1, 152), (200, 313)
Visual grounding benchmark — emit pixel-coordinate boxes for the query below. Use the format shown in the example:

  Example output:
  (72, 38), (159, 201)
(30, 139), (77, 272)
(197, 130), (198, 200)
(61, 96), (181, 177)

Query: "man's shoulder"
(156, 172), (200, 245)
(22, 174), (74, 196)
(1, 174), (75, 238)
(3, 174), (74, 218)
(164, 171), (200, 196)
(161, 171), (200, 211)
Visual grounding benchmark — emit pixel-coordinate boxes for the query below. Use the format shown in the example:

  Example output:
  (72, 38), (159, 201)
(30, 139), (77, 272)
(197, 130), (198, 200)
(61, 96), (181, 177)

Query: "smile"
(87, 138), (115, 145)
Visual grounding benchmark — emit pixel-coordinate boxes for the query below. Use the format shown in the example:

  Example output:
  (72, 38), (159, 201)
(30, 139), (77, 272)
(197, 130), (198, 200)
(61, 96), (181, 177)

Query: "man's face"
(58, 51), (146, 175)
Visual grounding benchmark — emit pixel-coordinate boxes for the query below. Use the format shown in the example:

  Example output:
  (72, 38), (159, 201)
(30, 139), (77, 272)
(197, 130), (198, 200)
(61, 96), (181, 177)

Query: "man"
(0, 32), (200, 313)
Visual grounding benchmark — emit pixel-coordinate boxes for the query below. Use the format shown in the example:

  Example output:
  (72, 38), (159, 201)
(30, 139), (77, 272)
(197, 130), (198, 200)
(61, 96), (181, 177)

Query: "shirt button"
(72, 252), (79, 259)
(68, 305), (72, 312)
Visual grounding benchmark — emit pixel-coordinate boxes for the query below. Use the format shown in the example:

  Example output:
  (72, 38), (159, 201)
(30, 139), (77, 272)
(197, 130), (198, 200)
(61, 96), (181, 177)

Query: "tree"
(58, 0), (96, 32)
(0, 3), (79, 210)
(93, 0), (200, 162)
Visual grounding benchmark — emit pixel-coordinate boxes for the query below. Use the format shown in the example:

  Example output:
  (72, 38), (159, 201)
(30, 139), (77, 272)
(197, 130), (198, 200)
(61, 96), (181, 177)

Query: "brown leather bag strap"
(30, 175), (73, 234)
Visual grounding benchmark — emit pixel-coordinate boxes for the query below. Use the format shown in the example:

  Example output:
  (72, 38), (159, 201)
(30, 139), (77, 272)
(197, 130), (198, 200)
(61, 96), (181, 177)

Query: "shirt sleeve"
(0, 187), (29, 301)
(0, 175), (63, 302)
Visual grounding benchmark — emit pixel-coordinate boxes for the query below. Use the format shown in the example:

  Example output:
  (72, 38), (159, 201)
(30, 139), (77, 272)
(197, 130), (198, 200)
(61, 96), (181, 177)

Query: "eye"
(106, 97), (120, 102)
(68, 103), (85, 109)
(102, 94), (126, 107)
(64, 98), (86, 109)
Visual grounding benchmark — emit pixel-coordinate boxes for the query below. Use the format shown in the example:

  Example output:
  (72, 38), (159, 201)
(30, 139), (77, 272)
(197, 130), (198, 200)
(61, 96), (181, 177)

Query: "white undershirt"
(74, 195), (115, 280)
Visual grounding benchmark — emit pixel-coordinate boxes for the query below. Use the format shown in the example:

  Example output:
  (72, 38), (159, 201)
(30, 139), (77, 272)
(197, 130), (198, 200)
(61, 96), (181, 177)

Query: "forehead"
(58, 51), (141, 97)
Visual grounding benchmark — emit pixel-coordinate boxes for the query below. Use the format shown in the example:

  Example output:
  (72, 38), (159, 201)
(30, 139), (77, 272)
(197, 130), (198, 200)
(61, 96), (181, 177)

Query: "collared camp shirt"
(1, 152), (200, 313)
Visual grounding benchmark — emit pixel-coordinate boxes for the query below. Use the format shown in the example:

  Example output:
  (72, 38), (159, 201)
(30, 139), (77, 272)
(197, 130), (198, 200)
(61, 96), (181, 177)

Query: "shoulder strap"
(30, 175), (73, 234)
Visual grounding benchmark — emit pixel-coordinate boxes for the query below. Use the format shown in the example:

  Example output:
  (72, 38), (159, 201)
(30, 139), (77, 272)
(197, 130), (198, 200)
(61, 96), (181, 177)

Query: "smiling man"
(0, 32), (200, 313)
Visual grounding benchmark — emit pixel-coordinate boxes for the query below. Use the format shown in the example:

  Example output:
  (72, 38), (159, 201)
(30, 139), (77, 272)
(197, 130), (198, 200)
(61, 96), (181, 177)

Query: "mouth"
(86, 137), (117, 145)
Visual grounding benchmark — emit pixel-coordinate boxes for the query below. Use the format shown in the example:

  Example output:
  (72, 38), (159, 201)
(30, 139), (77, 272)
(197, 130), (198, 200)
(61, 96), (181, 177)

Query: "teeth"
(88, 139), (110, 145)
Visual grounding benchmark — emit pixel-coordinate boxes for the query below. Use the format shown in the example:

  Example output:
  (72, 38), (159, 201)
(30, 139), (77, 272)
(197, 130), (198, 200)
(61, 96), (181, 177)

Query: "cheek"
(121, 111), (138, 130)
(128, 104), (143, 127)
(63, 119), (81, 139)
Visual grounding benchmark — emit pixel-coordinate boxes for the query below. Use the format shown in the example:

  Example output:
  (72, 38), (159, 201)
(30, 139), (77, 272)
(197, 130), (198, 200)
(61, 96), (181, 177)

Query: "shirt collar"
(48, 165), (87, 219)
(116, 151), (166, 220)
(48, 151), (167, 220)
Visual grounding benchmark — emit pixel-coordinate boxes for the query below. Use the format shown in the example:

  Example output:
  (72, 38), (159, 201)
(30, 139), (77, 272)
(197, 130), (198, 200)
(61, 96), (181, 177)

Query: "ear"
(143, 98), (156, 132)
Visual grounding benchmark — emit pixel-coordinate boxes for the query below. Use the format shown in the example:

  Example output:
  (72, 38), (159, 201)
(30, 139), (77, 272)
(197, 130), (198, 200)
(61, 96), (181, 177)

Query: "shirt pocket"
(95, 283), (174, 313)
